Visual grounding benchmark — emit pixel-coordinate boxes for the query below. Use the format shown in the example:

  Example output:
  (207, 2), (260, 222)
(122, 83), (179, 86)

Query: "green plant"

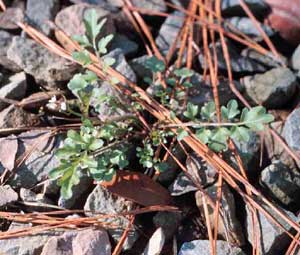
(49, 11), (274, 199)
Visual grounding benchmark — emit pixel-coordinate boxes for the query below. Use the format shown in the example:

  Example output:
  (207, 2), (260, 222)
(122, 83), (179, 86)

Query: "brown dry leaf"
(102, 170), (172, 206)
(0, 135), (18, 170)
(265, 0), (300, 45)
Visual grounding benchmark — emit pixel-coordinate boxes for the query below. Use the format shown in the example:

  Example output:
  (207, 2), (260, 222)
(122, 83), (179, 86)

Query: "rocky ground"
(0, 0), (300, 254)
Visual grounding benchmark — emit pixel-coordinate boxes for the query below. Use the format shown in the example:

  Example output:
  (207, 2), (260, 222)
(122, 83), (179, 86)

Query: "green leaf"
(240, 106), (274, 131)
(72, 35), (91, 48)
(58, 165), (80, 199)
(201, 101), (216, 120)
(49, 164), (71, 180)
(81, 156), (98, 169)
(88, 139), (104, 151)
(67, 130), (82, 143)
(174, 68), (194, 79)
(68, 74), (87, 93)
(155, 162), (169, 172)
(144, 77), (152, 85)
(209, 127), (230, 152)
(83, 9), (106, 42)
(55, 147), (77, 159)
(72, 50), (92, 66)
(177, 128), (188, 141)
(98, 34), (114, 54)
(144, 56), (165, 72)
(103, 56), (116, 67)
(183, 102), (198, 120)
(230, 126), (250, 142)
(222, 100), (240, 120)
(195, 128), (212, 144)
(110, 150), (128, 169)
(82, 71), (98, 83)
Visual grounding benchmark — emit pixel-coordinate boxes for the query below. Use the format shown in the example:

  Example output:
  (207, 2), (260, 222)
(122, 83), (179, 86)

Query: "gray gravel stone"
(0, 72), (27, 111)
(26, 0), (60, 36)
(7, 36), (78, 89)
(55, 4), (115, 40)
(225, 17), (274, 37)
(260, 161), (300, 207)
(199, 40), (266, 73)
(0, 185), (18, 207)
(179, 240), (245, 255)
(153, 211), (182, 240)
(196, 183), (245, 246)
(84, 185), (138, 250)
(169, 153), (217, 196)
(0, 30), (22, 71)
(41, 229), (111, 255)
(156, 11), (185, 54)
(245, 202), (297, 254)
(0, 7), (24, 30)
(0, 105), (40, 129)
(188, 73), (244, 107)
(10, 134), (61, 188)
(221, 0), (269, 16)
(242, 67), (297, 108)
(282, 107), (300, 151)
(291, 44), (300, 70)
(0, 223), (62, 255)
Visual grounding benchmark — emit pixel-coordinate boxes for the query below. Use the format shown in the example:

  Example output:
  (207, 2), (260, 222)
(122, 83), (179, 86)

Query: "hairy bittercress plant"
(49, 10), (274, 199)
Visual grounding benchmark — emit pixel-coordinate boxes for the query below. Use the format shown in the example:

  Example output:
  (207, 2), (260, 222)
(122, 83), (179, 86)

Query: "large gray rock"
(0, 185), (18, 207)
(0, 105), (40, 129)
(179, 240), (245, 255)
(242, 67), (297, 108)
(84, 185), (138, 249)
(195, 183), (245, 246)
(0, 222), (62, 255)
(260, 161), (300, 208)
(0, 30), (22, 71)
(199, 40), (266, 73)
(0, 72), (27, 111)
(282, 107), (300, 151)
(26, 0), (60, 36)
(221, 0), (269, 16)
(41, 228), (111, 255)
(245, 202), (297, 254)
(7, 37), (78, 89)
(55, 4), (115, 40)
(155, 11), (185, 54)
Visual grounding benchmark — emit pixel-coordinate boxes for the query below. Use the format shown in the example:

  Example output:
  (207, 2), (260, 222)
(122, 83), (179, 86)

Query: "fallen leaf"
(101, 170), (172, 206)
(0, 135), (18, 170)
(265, 0), (300, 45)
